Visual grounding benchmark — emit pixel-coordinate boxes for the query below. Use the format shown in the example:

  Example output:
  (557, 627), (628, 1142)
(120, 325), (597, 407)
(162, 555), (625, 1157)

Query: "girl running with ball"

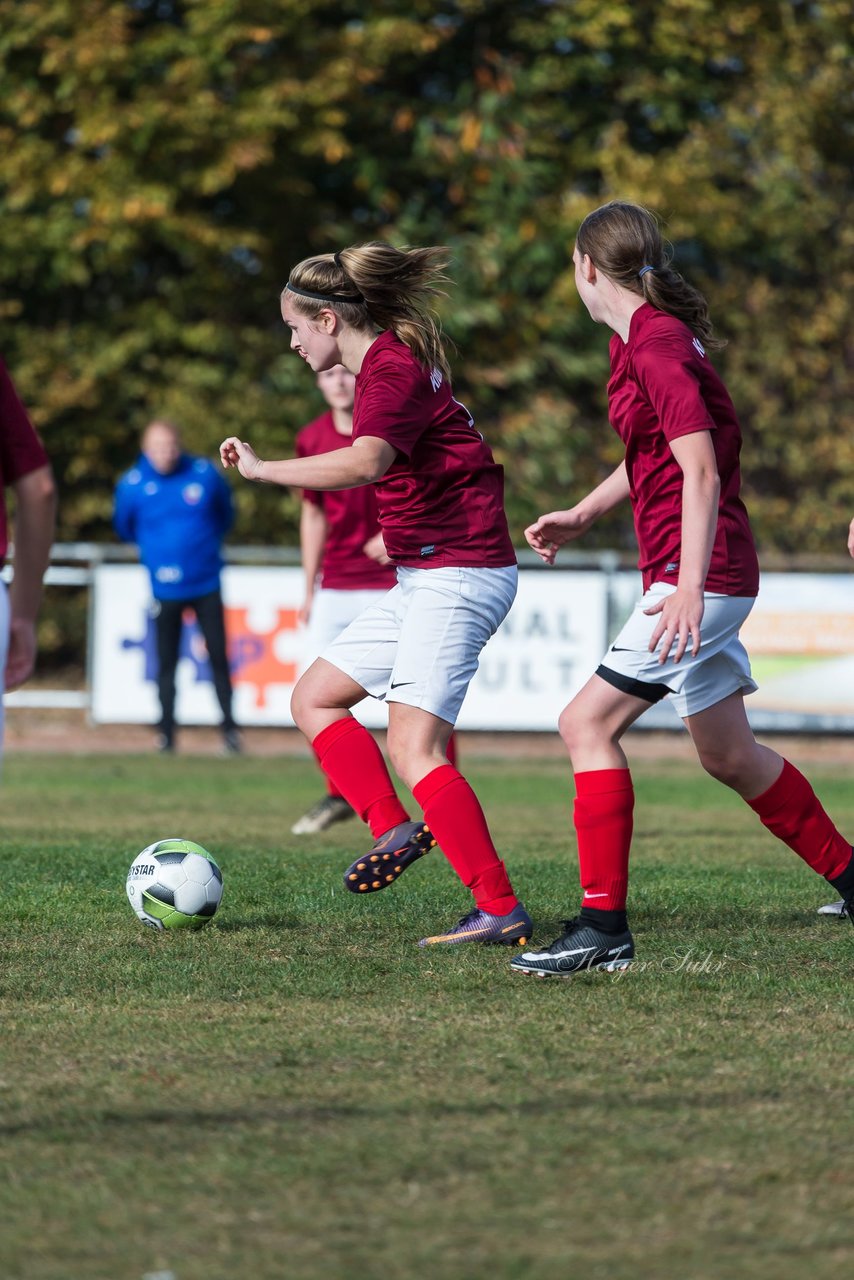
(221, 244), (531, 948)
(511, 200), (854, 978)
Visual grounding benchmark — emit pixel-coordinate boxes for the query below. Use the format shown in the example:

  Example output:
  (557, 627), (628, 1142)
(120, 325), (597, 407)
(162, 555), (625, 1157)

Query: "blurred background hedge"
(2, 0), (852, 575)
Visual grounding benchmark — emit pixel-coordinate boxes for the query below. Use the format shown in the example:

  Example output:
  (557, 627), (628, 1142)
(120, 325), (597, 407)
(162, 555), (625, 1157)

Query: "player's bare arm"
(645, 431), (719, 664)
(220, 435), (397, 489)
(5, 463), (57, 691)
(848, 515), (854, 558)
(299, 500), (328, 625)
(525, 462), (630, 565)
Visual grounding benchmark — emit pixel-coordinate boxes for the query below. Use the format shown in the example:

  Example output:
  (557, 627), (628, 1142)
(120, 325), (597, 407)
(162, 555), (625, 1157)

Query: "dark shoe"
(418, 902), (533, 947)
(510, 916), (634, 978)
(343, 821), (436, 893)
(155, 733), (174, 754)
(824, 848), (854, 928)
(222, 728), (242, 756)
(292, 795), (356, 835)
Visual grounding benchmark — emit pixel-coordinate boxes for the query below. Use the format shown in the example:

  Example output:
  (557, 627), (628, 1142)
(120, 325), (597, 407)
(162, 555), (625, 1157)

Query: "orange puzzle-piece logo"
(225, 606), (301, 708)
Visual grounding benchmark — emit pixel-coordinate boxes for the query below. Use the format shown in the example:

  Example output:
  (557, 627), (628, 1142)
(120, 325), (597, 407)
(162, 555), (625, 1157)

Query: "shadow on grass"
(0, 1082), (803, 1138)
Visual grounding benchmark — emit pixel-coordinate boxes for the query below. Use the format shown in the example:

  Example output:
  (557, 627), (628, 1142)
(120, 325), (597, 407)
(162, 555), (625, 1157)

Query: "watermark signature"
(613, 948), (736, 978)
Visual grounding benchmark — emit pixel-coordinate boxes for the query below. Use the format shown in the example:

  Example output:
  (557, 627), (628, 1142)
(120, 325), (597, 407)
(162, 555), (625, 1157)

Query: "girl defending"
(511, 201), (853, 978)
(221, 244), (531, 948)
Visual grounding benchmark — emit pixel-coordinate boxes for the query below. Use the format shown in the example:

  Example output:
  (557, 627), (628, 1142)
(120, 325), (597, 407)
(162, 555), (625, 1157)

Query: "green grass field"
(1, 745), (852, 1280)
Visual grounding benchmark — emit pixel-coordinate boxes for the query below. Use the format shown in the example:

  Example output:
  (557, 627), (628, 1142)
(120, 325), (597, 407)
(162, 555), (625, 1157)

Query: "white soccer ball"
(126, 838), (223, 930)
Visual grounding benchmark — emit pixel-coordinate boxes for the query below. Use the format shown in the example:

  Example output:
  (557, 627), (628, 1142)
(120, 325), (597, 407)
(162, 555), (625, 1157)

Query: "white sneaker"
(817, 900), (848, 917)
(291, 795), (356, 835)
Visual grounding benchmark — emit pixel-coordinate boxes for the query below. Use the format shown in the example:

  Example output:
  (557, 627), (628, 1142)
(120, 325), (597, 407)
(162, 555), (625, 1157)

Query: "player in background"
(1, 357), (57, 758)
(114, 419), (240, 756)
(817, 512), (854, 918)
(511, 200), (853, 978)
(221, 243), (530, 948)
(291, 364), (457, 835)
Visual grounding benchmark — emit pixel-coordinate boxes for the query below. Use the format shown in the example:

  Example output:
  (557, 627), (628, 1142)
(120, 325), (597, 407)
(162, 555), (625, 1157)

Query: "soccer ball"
(126, 838), (223, 930)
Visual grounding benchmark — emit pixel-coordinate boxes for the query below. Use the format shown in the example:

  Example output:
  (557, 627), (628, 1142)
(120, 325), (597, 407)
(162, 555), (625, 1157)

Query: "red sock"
(310, 742), (344, 801)
(311, 718), (409, 839)
(573, 769), (634, 911)
(413, 764), (518, 915)
(746, 759), (851, 880)
(445, 733), (458, 769)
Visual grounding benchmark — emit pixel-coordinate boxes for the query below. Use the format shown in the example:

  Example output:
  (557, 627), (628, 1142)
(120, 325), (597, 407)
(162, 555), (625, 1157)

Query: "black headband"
(284, 280), (364, 304)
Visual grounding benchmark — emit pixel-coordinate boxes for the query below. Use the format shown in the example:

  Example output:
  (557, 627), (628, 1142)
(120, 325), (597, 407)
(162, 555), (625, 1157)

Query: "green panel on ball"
(161, 908), (210, 930)
(141, 891), (175, 922)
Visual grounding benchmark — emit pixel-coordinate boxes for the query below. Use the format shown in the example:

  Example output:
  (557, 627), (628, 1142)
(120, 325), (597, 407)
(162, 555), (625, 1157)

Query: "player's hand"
(848, 516), (854, 558)
(524, 509), (591, 565)
(4, 618), (36, 691)
(644, 587), (704, 664)
(362, 532), (391, 564)
(220, 437), (264, 481)
(298, 596), (313, 627)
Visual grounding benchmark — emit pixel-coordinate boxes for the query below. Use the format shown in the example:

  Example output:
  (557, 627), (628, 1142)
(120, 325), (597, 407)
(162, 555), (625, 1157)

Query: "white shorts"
(321, 564), (518, 725)
(303, 588), (391, 667)
(0, 581), (9, 760)
(598, 582), (758, 718)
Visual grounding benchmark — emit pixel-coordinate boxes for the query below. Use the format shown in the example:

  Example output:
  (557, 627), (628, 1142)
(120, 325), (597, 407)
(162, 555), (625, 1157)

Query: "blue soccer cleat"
(418, 902), (533, 947)
(343, 820), (436, 893)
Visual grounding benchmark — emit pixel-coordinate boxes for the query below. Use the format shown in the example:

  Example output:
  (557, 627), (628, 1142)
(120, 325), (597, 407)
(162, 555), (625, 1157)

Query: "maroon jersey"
(297, 410), (396, 590)
(353, 331), (516, 569)
(608, 304), (759, 596)
(1, 358), (50, 562)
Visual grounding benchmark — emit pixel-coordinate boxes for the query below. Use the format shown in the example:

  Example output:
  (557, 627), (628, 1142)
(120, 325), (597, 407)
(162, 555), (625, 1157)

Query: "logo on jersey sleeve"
(430, 367), (443, 391)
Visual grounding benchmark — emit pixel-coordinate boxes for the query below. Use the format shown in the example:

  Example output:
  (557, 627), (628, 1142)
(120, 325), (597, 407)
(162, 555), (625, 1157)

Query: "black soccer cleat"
(510, 916), (634, 978)
(343, 820), (437, 894)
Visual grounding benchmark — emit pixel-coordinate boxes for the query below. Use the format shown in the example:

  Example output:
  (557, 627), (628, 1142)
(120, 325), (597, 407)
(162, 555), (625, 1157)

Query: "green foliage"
(1, 1), (851, 552)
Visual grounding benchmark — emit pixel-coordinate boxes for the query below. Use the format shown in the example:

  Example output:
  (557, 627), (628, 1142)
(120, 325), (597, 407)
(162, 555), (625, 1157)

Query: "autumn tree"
(1, 0), (851, 559)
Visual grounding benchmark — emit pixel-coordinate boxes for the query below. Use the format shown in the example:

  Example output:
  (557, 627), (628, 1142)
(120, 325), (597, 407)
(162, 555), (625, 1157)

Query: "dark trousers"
(154, 590), (235, 740)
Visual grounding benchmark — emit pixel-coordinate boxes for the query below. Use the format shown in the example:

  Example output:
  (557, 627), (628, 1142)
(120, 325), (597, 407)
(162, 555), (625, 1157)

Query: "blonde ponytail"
(283, 243), (453, 379)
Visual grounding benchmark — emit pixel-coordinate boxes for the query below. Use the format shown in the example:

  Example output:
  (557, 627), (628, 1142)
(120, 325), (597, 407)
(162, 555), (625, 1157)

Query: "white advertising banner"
(91, 565), (608, 732)
(611, 570), (854, 732)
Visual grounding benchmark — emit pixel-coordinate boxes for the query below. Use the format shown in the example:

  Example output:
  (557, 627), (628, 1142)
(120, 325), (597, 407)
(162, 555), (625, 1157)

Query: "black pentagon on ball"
(156, 852), (187, 866)
(146, 884), (175, 906)
(209, 863), (223, 884)
(196, 900), (218, 916)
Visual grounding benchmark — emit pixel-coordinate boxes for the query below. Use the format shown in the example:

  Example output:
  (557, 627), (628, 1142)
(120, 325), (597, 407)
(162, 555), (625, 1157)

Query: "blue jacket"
(113, 452), (234, 600)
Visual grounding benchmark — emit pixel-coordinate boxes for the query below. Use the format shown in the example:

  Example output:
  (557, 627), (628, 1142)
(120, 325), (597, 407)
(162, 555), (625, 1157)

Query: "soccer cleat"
(292, 794), (356, 835)
(222, 727), (243, 756)
(418, 902), (533, 947)
(817, 900), (848, 917)
(510, 916), (634, 978)
(343, 820), (436, 893)
(155, 732), (174, 754)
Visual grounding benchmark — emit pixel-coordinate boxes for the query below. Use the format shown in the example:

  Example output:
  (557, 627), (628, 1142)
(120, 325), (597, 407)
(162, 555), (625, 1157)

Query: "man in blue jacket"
(114, 419), (240, 754)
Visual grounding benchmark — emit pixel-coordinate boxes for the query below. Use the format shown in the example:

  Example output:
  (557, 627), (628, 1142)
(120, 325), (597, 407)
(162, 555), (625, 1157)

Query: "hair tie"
(333, 251), (343, 270)
(638, 265), (655, 279)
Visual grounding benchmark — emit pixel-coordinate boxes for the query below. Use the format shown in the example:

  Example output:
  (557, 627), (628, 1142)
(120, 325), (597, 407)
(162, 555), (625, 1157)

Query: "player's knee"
(289, 674), (316, 732)
(696, 746), (743, 789)
(558, 703), (593, 754)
